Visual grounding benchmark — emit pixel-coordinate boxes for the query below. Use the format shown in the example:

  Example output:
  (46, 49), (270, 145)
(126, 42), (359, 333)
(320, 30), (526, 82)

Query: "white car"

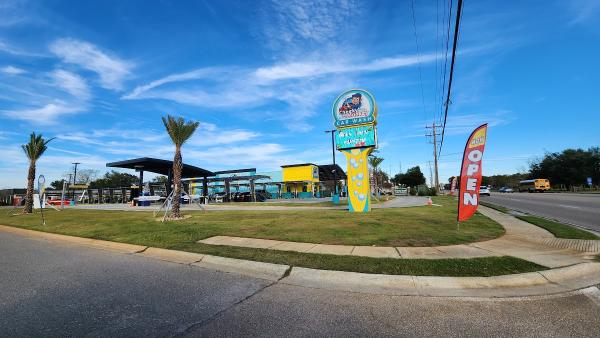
(479, 186), (491, 196)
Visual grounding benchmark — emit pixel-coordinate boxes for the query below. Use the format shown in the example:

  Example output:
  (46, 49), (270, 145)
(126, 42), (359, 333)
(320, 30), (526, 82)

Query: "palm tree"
(162, 115), (199, 219)
(368, 155), (384, 197)
(22, 132), (54, 214)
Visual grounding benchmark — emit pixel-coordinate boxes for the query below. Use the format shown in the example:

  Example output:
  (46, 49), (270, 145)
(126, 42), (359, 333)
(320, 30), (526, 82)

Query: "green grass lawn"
(515, 215), (599, 240)
(0, 196), (545, 277)
(0, 196), (503, 247)
(480, 201), (510, 213)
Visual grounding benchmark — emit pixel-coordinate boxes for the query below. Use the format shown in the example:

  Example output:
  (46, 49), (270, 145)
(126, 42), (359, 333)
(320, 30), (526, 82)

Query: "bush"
(409, 187), (417, 196)
(417, 185), (429, 196)
(429, 187), (438, 196)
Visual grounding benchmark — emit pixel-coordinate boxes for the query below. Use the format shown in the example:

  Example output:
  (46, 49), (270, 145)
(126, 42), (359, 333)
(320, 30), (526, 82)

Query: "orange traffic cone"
(427, 197), (433, 205)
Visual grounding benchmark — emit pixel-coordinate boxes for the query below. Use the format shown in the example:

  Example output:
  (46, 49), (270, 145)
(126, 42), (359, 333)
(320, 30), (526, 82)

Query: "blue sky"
(0, 0), (599, 188)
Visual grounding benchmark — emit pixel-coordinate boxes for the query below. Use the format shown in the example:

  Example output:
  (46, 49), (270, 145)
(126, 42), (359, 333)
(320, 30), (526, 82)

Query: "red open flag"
(458, 123), (488, 222)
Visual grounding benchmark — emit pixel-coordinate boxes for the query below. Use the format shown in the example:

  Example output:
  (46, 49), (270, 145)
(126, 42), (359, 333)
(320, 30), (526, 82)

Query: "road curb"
(1, 224), (599, 297)
(192, 255), (290, 281)
(0, 224), (147, 254)
(280, 265), (600, 298)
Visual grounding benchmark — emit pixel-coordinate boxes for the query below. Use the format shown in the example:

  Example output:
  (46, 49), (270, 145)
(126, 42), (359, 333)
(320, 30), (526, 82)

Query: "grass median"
(0, 196), (545, 277)
(480, 201), (599, 240)
(515, 215), (599, 240)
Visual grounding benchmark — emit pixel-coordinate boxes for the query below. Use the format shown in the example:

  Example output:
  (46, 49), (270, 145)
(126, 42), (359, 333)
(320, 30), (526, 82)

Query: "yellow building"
(281, 163), (320, 198)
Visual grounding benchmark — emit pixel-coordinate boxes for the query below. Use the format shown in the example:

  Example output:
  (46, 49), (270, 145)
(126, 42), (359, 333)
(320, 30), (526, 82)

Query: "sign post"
(332, 89), (378, 213)
(37, 175), (46, 225)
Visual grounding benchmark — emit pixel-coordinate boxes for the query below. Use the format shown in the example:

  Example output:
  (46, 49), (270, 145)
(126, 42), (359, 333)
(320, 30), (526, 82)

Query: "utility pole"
(425, 124), (441, 191)
(427, 161), (434, 188)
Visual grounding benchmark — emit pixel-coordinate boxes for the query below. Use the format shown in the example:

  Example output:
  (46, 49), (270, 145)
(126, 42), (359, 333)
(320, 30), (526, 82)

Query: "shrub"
(409, 187), (417, 196)
(417, 185), (429, 196)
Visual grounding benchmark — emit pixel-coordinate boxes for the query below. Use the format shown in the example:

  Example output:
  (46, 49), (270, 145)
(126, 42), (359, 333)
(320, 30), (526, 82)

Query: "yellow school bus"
(519, 179), (551, 192)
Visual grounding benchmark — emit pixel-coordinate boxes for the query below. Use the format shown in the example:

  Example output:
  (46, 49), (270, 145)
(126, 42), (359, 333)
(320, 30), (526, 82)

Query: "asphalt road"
(1, 231), (599, 337)
(483, 192), (600, 233)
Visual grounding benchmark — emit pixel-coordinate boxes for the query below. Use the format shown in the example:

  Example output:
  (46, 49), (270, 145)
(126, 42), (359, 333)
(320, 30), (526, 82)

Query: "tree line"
(447, 147), (599, 189)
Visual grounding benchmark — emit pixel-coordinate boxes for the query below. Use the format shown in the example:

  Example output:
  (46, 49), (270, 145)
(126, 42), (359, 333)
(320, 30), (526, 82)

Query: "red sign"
(458, 123), (488, 222)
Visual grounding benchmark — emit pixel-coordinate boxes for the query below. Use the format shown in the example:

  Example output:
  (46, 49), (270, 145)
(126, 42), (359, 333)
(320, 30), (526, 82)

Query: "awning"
(106, 157), (215, 178)
(318, 164), (347, 181)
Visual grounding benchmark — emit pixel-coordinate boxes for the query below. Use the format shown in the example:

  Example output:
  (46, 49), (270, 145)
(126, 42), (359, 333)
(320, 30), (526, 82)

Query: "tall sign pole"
(332, 89), (378, 213)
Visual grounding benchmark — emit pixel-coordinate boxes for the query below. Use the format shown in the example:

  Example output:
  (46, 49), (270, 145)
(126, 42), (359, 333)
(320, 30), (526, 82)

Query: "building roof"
(318, 164), (347, 181)
(281, 163), (317, 168)
(106, 157), (215, 178)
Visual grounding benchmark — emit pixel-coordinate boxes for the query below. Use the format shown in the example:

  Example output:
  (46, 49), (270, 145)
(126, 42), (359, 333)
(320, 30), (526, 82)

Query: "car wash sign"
(335, 125), (377, 150)
(458, 123), (488, 222)
(332, 89), (377, 127)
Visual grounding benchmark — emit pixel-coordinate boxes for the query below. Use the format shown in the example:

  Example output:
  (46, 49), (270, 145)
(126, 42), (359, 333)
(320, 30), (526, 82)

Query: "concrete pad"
(282, 267), (419, 296)
(198, 236), (283, 249)
(192, 255), (289, 281)
(351, 246), (400, 258)
(87, 239), (147, 254)
(435, 244), (498, 258)
(269, 241), (318, 252)
(539, 262), (600, 290)
(306, 244), (354, 255)
(137, 247), (204, 264)
(396, 246), (444, 259)
(197, 236), (232, 245)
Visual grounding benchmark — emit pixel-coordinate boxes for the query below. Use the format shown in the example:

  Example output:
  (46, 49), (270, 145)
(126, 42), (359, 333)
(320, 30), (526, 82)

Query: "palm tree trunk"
(23, 161), (36, 214)
(171, 147), (183, 218)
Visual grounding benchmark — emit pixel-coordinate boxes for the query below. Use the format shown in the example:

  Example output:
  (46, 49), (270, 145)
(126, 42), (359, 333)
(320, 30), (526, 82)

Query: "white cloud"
(2, 101), (84, 125)
(257, 0), (362, 53)
(566, 0), (600, 24)
(51, 69), (90, 100)
(254, 53), (437, 81)
(0, 65), (26, 75)
(50, 38), (133, 90)
(123, 67), (227, 99)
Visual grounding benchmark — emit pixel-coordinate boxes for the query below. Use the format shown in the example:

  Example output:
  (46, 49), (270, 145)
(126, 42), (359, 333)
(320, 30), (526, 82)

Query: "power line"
(439, 0), (464, 156)
(409, 0), (428, 123)
(439, 0), (453, 125)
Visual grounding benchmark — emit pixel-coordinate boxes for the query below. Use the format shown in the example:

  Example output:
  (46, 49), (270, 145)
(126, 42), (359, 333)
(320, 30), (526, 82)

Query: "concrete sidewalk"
(198, 206), (600, 268)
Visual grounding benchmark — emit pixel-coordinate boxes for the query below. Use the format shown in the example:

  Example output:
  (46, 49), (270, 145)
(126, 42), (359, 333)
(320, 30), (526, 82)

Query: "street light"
(324, 130), (339, 201)
(71, 162), (80, 200)
(72, 162), (81, 185)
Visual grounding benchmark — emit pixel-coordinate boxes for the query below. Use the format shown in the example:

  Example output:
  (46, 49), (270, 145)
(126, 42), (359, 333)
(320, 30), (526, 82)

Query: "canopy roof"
(106, 157), (215, 178)
(318, 164), (347, 181)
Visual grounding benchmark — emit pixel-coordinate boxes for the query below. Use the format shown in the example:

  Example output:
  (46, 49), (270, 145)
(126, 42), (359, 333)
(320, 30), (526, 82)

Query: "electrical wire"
(439, 0), (463, 156)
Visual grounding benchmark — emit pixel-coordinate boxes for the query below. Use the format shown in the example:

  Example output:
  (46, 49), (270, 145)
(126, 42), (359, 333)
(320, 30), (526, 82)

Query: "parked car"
(479, 186), (491, 196)
(499, 187), (514, 193)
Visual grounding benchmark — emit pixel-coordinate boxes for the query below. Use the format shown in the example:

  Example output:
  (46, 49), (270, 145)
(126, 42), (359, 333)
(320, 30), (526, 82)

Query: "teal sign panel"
(335, 125), (377, 150)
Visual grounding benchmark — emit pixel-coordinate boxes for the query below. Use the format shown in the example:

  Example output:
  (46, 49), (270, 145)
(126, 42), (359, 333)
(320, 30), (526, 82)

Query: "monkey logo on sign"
(332, 89), (377, 128)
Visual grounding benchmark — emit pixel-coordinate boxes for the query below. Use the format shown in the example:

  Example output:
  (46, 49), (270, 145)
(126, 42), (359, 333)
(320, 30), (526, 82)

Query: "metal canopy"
(318, 164), (347, 181)
(106, 157), (215, 178)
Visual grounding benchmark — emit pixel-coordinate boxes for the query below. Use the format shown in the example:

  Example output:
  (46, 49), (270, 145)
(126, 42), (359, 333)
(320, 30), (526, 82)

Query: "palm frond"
(21, 132), (54, 161)
(162, 114), (199, 147)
